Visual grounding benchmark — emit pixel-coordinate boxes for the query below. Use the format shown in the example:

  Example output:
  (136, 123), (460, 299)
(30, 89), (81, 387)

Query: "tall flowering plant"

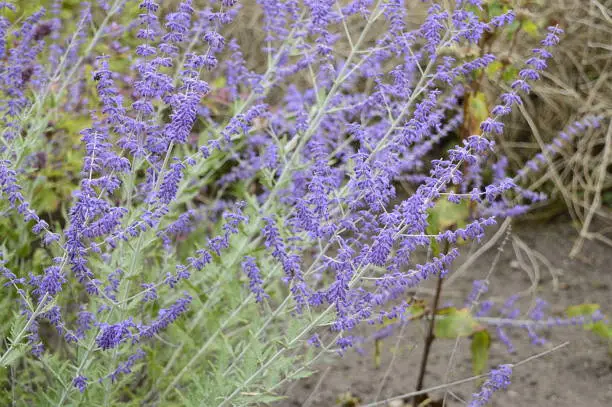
(0, 0), (605, 406)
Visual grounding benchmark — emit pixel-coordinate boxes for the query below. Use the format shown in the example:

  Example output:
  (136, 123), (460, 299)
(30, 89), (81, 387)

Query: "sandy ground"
(280, 219), (612, 407)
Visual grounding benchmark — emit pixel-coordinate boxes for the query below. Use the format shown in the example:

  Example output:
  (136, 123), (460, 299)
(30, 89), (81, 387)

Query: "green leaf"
(469, 92), (489, 123)
(464, 91), (489, 136)
(212, 76), (227, 89)
(409, 303), (426, 317)
(587, 321), (612, 340)
(522, 20), (539, 37)
(565, 304), (612, 341)
(435, 308), (480, 339)
(471, 330), (491, 375)
(485, 60), (503, 80)
(33, 187), (60, 213)
(566, 303), (600, 317)
(501, 66), (519, 82)
(427, 198), (471, 235)
(0, 343), (26, 368)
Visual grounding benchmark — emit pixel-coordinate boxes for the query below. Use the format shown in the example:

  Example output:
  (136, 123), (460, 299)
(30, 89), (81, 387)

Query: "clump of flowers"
(468, 364), (513, 407)
(0, 1), (606, 406)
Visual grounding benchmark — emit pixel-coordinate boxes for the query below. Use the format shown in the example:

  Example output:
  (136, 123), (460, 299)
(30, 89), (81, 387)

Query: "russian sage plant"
(0, 0), (606, 406)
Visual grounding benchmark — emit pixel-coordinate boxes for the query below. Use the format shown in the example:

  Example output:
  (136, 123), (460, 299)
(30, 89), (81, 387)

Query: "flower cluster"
(0, 0), (601, 406)
(468, 364), (513, 407)
(474, 294), (607, 352)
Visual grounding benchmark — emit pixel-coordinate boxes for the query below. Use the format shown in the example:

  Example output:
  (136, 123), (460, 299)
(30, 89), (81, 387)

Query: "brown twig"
(412, 274), (444, 407)
(412, 237), (450, 406)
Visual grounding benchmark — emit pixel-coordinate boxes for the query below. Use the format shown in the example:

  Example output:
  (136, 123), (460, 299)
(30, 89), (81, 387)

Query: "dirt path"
(281, 220), (612, 406)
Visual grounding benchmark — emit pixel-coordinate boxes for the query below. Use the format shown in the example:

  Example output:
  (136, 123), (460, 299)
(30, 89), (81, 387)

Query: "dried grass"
(501, 0), (612, 255)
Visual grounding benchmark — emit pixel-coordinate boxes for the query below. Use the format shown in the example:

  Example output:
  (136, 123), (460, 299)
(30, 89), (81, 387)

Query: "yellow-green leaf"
(468, 92), (489, 123)
(464, 91), (489, 136)
(212, 76), (227, 89)
(485, 60), (503, 80)
(427, 198), (471, 235)
(435, 308), (480, 339)
(471, 330), (491, 375)
(523, 20), (539, 38)
(501, 65), (519, 82)
(587, 321), (612, 340)
(566, 303), (600, 317)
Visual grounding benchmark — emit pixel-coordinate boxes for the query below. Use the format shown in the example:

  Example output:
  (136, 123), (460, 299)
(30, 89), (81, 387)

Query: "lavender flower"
(241, 256), (267, 303)
(138, 294), (192, 339)
(0, 1), (587, 404)
(72, 375), (88, 393)
(96, 320), (135, 350)
(468, 364), (513, 407)
(465, 280), (488, 308)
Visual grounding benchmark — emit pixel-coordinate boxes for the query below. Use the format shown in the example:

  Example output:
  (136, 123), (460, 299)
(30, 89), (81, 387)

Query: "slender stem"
(413, 274), (444, 406)
(413, 234), (452, 406)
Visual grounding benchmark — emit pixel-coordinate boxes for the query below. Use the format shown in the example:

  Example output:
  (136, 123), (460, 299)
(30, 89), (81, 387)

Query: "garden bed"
(284, 219), (612, 407)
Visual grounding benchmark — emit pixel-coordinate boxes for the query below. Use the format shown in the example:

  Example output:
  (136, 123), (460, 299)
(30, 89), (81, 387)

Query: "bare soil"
(280, 219), (612, 407)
